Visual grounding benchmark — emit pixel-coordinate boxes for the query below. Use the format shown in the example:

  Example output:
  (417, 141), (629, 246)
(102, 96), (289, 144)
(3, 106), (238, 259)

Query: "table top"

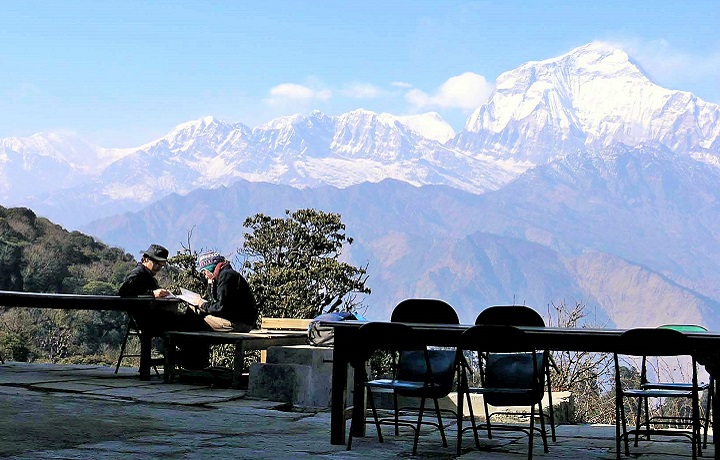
(165, 329), (308, 339)
(321, 319), (720, 356)
(0, 289), (179, 311)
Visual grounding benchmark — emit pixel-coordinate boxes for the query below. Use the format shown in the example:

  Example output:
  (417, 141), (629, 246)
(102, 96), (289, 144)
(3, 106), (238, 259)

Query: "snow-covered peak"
(256, 113), (306, 131)
(525, 42), (643, 78)
(395, 112), (455, 143)
(458, 41), (720, 163)
(335, 109), (454, 142)
(162, 116), (231, 140)
(147, 116), (250, 157)
(0, 131), (131, 173)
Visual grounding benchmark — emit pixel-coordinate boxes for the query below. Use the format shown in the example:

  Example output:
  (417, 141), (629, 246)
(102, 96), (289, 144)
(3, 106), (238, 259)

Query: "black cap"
(142, 244), (169, 263)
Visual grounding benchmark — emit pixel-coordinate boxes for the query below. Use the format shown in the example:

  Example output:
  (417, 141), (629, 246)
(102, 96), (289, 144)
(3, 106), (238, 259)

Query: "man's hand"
(153, 288), (171, 298)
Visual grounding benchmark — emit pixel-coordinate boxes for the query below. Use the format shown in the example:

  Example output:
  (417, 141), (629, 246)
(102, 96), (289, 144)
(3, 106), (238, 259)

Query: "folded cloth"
(203, 315), (233, 332)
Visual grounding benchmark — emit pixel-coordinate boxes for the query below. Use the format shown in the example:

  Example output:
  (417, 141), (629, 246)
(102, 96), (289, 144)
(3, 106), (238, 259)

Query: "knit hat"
(197, 251), (225, 272)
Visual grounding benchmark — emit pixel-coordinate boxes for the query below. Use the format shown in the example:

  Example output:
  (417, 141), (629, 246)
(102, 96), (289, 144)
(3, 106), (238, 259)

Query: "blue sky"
(1, 1), (719, 147)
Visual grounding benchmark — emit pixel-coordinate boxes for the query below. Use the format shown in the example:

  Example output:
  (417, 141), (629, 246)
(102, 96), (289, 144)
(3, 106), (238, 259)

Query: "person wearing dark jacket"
(118, 243), (172, 299)
(119, 243), (210, 369)
(196, 251), (259, 332)
(118, 243), (204, 334)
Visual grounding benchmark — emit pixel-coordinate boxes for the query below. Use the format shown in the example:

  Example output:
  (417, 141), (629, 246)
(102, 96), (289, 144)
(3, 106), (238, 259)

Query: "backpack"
(308, 311), (363, 346)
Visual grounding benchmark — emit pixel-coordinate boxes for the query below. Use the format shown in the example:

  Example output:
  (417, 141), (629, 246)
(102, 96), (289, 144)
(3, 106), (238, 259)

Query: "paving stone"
(0, 362), (713, 459)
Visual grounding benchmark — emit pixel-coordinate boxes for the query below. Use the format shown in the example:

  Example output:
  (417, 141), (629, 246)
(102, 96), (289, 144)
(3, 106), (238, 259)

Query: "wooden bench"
(257, 317), (312, 362)
(163, 317), (311, 388)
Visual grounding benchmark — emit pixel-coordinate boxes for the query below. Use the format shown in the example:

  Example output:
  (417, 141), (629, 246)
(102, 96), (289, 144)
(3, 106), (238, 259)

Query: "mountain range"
(3, 41), (720, 325)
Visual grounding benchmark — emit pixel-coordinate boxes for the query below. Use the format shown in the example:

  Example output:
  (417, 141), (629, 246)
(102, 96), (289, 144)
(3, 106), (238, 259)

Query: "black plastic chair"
(636, 324), (713, 449)
(474, 305), (556, 442)
(457, 324), (549, 459)
(614, 327), (702, 459)
(389, 299), (461, 438)
(347, 321), (451, 455)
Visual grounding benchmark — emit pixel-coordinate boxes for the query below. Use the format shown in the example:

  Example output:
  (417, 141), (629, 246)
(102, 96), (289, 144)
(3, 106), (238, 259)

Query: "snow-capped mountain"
(3, 41), (720, 231)
(0, 133), (133, 202)
(5, 41), (720, 328)
(455, 42), (720, 164)
(4, 108), (516, 227)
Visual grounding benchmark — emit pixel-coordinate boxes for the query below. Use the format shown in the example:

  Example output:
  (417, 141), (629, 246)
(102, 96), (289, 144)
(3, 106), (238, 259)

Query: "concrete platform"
(0, 361), (712, 459)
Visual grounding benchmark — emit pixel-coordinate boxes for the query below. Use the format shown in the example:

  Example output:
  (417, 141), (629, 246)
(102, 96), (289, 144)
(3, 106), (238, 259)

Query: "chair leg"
(347, 411), (354, 451)
(644, 395), (651, 441)
(466, 389), (480, 448)
(457, 366), (480, 454)
(432, 397), (448, 447)
(393, 391), (400, 436)
(413, 397), (426, 456)
(528, 404), (535, 460)
(615, 355), (629, 460)
(545, 363), (556, 442)
(693, 387), (701, 459)
(620, 396), (629, 456)
(634, 397), (643, 446)
(704, 378), (713, 448)
(483, 398), (493, 439)
(114, 321), (132, 374)
(615, 393), (621, 460)
(537, 402), (549, 453)
(368, 388), (383, 443)
(457, 374), (464, 456)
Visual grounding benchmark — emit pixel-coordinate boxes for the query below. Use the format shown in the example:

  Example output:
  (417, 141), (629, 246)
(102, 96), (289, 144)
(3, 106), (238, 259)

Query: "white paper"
(176, 287), (204, 306)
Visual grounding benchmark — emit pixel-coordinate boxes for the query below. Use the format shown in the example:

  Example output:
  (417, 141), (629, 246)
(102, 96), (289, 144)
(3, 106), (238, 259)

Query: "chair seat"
(367, 378), (440, 393)
(623, 388), (694, 398)
(466, 386), (537, 396)
(642, 382), (710, 391)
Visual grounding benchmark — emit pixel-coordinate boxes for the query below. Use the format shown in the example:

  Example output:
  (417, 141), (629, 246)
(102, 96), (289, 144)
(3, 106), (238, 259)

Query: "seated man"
(195, 251), (259, 332)
(118, 243), (172, 299)
(119, 243), (207, 368)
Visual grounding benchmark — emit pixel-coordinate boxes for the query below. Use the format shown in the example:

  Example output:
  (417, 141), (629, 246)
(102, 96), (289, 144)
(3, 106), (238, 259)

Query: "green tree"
(240, 208), (370, 319)
(0, 205), (137, 362)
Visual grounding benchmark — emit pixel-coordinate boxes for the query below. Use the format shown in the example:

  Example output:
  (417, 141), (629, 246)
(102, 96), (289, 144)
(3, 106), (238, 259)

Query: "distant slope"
(83, 165), (720, 326)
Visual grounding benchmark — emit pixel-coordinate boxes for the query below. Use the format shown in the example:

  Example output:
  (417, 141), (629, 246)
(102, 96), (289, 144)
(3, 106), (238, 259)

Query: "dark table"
(0, 290), (180, 380)
(324, 320), (720, 458)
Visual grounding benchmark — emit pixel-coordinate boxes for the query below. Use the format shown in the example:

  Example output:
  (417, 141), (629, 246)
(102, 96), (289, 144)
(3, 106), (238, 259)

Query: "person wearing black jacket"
(118, 243), (204, 334)
(196, 251), (258, 332)
(118, 243), (172, 299)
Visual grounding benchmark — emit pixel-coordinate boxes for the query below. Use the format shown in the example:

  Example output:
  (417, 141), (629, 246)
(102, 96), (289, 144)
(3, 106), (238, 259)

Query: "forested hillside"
(0, 205), (137, 362)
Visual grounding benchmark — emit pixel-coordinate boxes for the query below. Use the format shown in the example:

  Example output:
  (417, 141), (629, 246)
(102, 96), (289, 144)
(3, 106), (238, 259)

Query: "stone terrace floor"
(0, 361), (713, 459)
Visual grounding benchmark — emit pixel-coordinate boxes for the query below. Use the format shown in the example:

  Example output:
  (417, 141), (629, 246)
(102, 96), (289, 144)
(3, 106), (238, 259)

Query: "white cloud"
(265, 83), (331, 105)
(391, 81), (413, 88)
(405, 72), (494, 112)
(341, 83), (380, 99)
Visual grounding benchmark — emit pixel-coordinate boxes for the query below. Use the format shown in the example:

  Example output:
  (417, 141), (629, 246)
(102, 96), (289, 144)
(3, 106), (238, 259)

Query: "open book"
(171, 287), (204, 306)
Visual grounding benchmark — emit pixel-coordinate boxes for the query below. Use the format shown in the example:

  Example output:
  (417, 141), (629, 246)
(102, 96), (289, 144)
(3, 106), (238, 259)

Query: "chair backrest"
(390, 299), (459, 390)
(391, 298), (459, 324)
(460, 325), (544, 404)
(356, 322), (434, 383)
(659, 324), (708, 333)
(475, 305), (545, 327)
(460, 324), (535, 353)
(355, 322), (425, 359)
(617, 328), (693, 357)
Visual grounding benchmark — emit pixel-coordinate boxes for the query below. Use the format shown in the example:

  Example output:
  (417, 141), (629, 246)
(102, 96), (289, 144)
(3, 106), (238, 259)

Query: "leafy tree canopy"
(240, 208), (370, 319)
